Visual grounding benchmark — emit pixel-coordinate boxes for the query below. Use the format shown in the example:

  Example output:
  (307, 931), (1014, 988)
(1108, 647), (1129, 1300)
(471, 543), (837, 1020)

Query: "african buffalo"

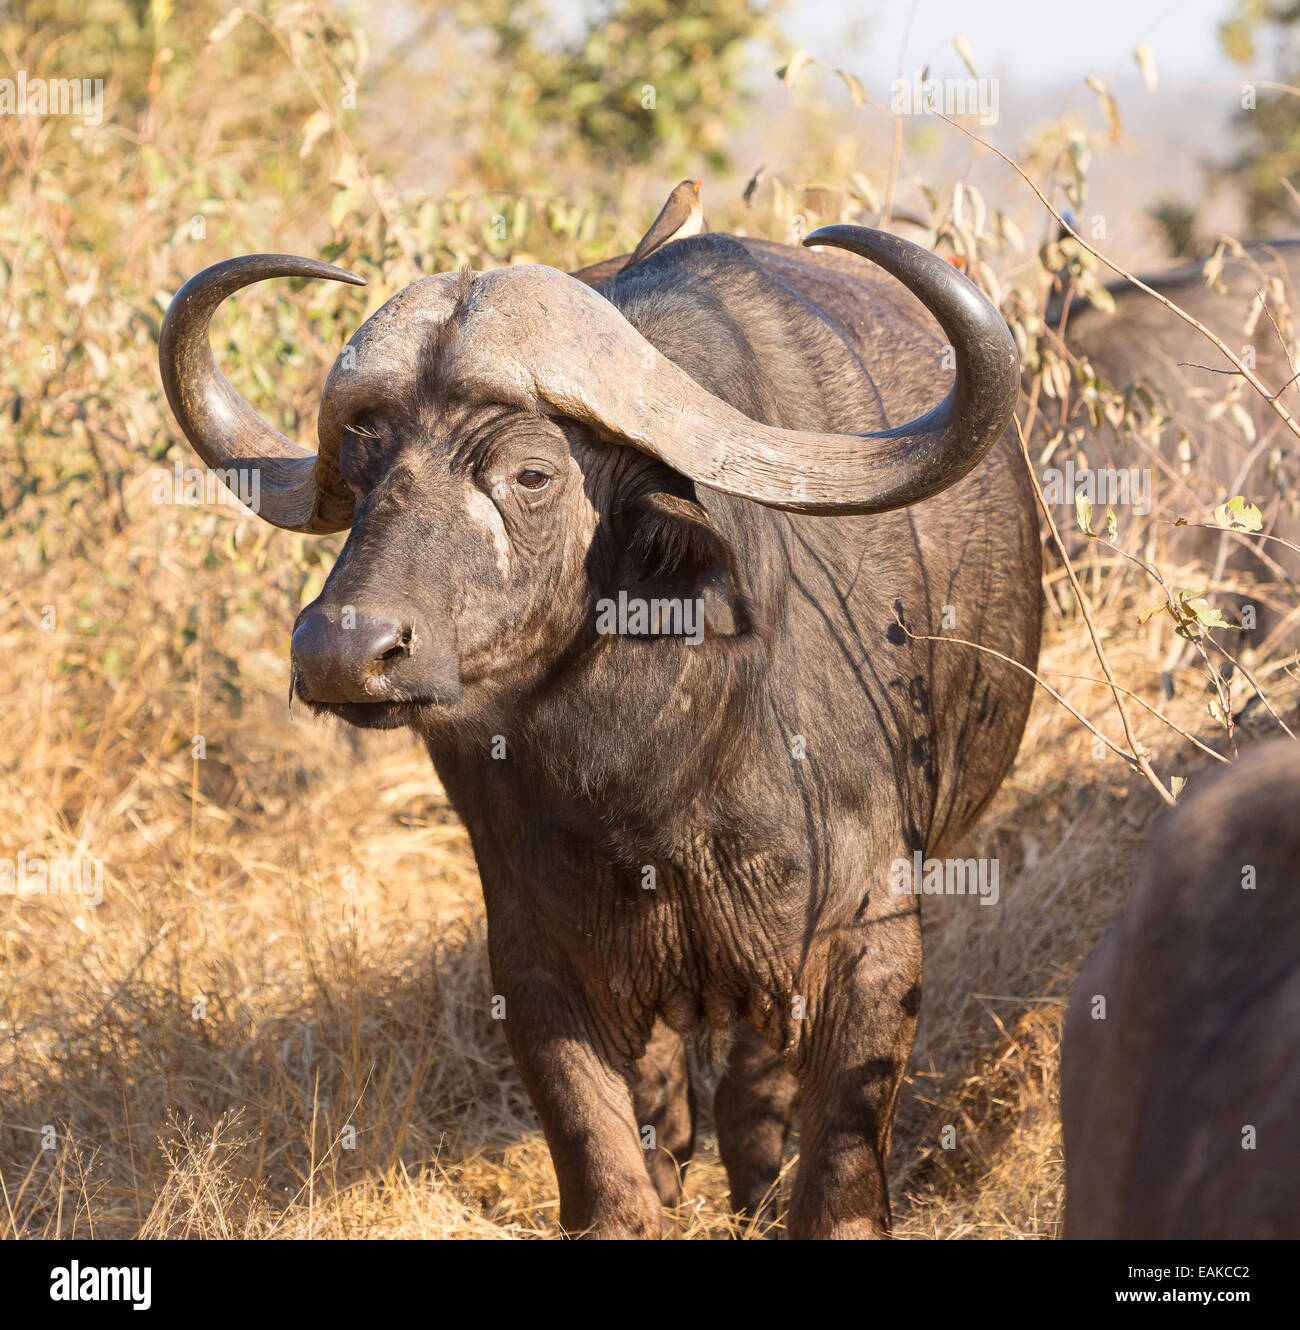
(1046, 242), (1300, 646)
(159, 219), (1041, 1237)
(1062, 738), (1300, 1239)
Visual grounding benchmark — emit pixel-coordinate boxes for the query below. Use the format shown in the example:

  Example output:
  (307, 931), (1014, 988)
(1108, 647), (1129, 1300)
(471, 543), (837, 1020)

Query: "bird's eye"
(516, 469), (551, 492)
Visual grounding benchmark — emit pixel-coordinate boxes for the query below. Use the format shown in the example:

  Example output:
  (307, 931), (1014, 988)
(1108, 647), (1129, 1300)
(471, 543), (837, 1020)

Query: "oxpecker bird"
(626, 178), (704, 266)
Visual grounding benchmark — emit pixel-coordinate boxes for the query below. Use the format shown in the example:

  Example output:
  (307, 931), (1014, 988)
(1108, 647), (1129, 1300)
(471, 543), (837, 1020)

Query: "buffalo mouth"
(291, 667), (463, 730)
(299, 697), (418, 731)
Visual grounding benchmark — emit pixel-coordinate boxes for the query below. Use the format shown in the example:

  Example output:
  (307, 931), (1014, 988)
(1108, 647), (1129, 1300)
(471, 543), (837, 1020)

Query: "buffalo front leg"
(501, 985), (666, 1237)
(787, 902), (922, 1239)
(627, 1021), (696, 1208)
(492, 954), (665, 1238)
(715, 1021), (799, 1230)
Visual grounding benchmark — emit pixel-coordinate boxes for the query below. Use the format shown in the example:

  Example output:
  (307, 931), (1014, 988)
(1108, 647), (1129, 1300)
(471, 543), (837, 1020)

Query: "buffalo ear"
(617, 490), (756, 639)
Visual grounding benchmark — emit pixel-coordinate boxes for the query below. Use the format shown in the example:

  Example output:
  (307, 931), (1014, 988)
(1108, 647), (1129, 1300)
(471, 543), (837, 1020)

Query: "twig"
(1202, 633), (1297, 740)
(1012, 415), (1177, 803)
(889, 616), (1133, 765)
(1165, 519), (1300, 560)
(1043, 673), (1229, 762)
(882, 1), (918, 228)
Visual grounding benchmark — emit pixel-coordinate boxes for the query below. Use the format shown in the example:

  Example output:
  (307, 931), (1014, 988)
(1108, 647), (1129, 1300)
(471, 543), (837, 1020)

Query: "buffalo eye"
(515, 468), (551, 492)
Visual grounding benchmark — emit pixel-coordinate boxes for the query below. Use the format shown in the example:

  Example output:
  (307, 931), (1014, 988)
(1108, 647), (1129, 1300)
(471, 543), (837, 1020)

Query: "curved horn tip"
(158, 252), (367, 534)
(801, 224), (895, 253)
(196, 253), (367, 288)
(285, 259), (366, 287)
(802, 225), (844, 248)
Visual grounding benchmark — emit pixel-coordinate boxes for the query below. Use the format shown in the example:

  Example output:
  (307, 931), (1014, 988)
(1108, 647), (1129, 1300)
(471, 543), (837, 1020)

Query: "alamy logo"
(0, 853), (103, 904)
(595, 591), (704, 645)
(50, 1262), (151, 1310)
(0, 72), (104, 125)
(890, 73), (999, 125)
(890, 852), (1000, 906)
(151, 460), (261, 512)
(1041, 460), (1151, 516)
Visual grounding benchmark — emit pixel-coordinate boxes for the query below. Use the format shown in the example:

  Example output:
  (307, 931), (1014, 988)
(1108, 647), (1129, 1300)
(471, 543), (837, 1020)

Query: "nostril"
(292, 608), (432, 704)
(377, 623), (415, 664)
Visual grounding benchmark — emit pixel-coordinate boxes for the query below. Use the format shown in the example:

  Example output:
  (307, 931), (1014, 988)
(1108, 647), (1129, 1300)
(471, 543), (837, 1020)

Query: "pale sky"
(794, 0), (1240, 85)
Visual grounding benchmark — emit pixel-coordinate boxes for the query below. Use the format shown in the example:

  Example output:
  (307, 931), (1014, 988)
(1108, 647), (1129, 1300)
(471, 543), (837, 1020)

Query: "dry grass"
(4, 480), (1295, 1238)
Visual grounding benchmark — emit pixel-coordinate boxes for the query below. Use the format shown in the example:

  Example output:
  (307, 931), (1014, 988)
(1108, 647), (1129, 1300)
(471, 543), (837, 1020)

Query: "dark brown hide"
(1062, 738), (1300, 1239)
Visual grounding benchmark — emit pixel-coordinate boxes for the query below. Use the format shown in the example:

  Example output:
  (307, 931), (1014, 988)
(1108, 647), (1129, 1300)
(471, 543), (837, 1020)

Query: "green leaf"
(1213, 495), (1264, 532)
(299, 110), (331, 160)
(1180, 592), (1228, 632)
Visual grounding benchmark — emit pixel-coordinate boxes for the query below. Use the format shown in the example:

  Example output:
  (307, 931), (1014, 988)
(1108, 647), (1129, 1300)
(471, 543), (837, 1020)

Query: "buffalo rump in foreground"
(159, 220), (1042, 1237)
(1062, 738), (1300, 1239)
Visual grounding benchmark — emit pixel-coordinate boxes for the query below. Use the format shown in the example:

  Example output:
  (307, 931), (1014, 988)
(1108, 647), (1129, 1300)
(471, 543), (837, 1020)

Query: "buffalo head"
(157, 228), (1019, 732)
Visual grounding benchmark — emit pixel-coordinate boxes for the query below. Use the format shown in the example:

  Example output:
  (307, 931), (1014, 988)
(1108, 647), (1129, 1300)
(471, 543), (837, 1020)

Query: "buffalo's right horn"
(158, 253), (365, 533)
(440, 228), (1020, 514)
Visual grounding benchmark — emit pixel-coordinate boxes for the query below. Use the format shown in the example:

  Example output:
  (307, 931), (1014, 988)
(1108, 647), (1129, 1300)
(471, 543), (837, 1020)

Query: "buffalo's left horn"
(158, 253), (365, 533)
